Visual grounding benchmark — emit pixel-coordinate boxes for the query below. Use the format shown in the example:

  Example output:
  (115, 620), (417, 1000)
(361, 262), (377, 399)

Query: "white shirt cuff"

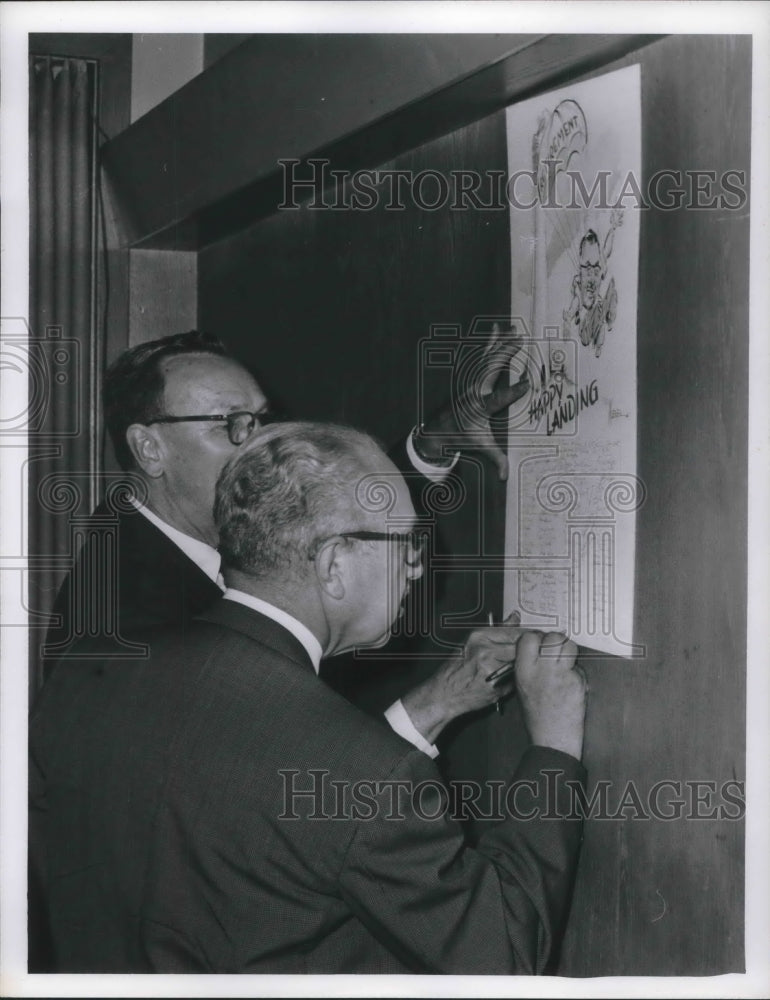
(384, 699), (439, 759)
(406, 427), (459, 483)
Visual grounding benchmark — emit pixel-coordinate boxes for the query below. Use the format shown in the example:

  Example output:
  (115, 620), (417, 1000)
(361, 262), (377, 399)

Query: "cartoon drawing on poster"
(562, 208), (622, 357)
(503, 65), (642, 657)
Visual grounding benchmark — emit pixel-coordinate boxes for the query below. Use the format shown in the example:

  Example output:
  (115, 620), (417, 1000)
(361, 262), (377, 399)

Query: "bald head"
(216, 421), (423, 655)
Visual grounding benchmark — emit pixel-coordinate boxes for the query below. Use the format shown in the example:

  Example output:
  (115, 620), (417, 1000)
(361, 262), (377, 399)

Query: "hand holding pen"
(484, 618), (583, 746)
(397, 614), (524, 746)
(485, 610), (522, 714)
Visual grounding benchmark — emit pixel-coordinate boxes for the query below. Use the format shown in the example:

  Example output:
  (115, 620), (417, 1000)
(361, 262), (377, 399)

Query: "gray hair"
(214, 421), (383, 580)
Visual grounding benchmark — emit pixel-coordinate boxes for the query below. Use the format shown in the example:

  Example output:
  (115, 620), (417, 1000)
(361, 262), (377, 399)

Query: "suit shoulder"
(305, 674), (424, 778)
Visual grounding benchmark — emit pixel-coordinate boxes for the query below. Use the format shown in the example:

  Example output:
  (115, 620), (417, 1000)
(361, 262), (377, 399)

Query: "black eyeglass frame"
(145, 409), (277, 445)
(308, 529), (426, 566)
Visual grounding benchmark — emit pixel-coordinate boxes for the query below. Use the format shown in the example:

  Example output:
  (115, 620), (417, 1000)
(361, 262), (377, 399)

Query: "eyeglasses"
(309, 529), (425, 567)
(146, 409), (278, 446)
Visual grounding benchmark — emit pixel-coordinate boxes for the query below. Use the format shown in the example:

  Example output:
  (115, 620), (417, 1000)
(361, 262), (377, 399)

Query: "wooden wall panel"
(128, 249), (197, 347)
(203, 34), (251, 69)
(130, 33), (203, 122)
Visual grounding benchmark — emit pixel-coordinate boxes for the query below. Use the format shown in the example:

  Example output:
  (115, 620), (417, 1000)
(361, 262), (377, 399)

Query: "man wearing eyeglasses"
(32, 329), (535, 972)
(40, 329), (529, 748)
(30, 420), (587, 973)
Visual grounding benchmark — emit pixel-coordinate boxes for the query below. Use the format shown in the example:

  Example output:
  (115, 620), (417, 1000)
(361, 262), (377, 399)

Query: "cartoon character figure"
(563, 209), (623, 357)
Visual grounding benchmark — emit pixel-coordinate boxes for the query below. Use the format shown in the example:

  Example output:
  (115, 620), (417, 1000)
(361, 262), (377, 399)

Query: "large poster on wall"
(503, 64), (642, 657)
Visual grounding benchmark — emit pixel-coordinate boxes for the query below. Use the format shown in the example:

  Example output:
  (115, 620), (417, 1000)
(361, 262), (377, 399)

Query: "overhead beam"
(101, 33), (661, 250)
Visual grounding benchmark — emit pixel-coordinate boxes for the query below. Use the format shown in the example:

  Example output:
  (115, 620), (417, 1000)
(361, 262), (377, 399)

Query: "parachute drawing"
(532, 99), (588, 207)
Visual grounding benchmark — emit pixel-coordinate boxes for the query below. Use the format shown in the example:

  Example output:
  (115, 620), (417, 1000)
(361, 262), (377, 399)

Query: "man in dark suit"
(30, 328), (530, 969)
(41, 328), (530, 738)
(30, 421), (586, 973)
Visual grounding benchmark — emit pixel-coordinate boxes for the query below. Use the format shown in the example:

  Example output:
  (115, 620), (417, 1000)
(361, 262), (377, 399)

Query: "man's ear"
(313, 537), (347, 601)
(125, 424), (164, 478)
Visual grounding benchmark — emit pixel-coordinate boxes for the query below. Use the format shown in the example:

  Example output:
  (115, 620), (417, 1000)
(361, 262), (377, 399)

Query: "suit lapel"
(115, 504), (223, 616)
(197, 599), (316, 674)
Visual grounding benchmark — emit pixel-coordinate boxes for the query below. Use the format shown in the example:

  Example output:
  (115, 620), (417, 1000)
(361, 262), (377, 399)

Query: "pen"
(488, 612), (503, 715)
(485, 662), (518, 686)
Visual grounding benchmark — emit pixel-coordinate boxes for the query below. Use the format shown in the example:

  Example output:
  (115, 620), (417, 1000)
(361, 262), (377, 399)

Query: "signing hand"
(399, 611), (523, 743)
(514, 631), (586, 761)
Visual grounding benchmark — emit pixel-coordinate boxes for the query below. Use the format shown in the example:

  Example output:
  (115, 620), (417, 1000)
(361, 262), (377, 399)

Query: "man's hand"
(417, 323), (529, 481)
(514, 632), (586, 760)
(399, 612), (523, 744)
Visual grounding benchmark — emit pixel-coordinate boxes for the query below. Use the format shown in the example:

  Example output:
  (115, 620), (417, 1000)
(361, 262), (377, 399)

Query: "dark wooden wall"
(199, 33), (749, 977)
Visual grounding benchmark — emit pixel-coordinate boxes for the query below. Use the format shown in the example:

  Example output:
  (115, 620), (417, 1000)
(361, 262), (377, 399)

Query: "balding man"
(30, 421), (587, 973)
(30, 329), (530, 969)
(41, 328), (529, 745)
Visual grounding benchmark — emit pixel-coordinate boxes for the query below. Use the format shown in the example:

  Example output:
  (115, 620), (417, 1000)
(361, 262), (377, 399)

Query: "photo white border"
(2, 3), (768, 997)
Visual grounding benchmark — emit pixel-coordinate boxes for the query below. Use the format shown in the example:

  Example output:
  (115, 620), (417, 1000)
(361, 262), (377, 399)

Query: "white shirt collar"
(222, 589), (323, 673)
(129, 496), (224, 589)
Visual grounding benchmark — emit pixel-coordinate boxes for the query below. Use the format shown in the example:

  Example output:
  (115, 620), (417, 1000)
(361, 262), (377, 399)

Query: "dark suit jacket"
(30, 598), (585, 974)
(30, 500), (223, 970)
(41, 500), (222, 681)
(30, 473), (426, 970)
